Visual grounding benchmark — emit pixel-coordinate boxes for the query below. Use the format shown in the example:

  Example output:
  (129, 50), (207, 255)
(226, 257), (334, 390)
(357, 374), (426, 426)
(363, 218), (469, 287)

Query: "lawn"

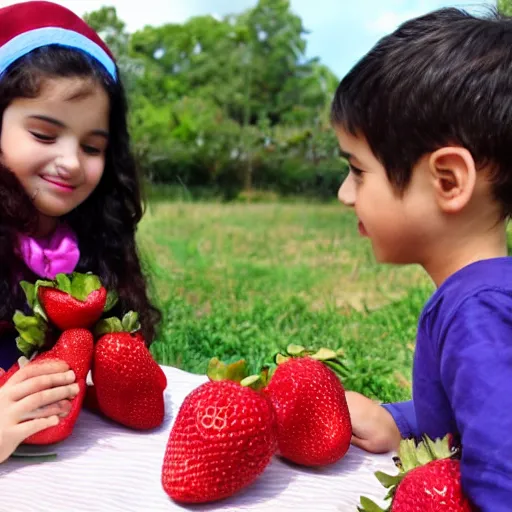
(139, 200), (434, 404)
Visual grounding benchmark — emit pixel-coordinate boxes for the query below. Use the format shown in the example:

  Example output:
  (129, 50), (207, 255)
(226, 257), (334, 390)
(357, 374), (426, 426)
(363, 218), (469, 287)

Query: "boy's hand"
(345, 390), (402, 453)
(0, 360), (79, 463)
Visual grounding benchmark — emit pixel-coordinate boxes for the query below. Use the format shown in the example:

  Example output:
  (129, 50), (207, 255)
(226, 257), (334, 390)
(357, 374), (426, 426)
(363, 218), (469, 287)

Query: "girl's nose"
(56, 143), (80, 179)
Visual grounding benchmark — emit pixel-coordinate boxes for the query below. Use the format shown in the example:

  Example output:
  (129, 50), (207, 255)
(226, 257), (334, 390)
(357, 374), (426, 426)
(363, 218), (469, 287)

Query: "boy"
(331, 7), (512, 510)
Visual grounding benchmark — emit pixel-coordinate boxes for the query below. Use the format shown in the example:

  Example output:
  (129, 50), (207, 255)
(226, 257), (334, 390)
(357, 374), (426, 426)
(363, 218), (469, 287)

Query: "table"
(0, 366), (396, 512)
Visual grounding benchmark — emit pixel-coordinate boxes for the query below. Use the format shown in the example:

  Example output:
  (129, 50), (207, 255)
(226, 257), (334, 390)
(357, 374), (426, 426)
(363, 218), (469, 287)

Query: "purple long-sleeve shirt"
(384, 257), (512, 511)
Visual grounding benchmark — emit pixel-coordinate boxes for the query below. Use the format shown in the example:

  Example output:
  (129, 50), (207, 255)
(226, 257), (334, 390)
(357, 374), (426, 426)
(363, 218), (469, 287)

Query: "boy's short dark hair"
(331, 7), (512, 217)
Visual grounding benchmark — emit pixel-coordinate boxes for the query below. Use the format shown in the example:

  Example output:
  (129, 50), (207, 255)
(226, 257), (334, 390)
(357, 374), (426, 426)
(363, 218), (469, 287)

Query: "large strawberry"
(7, 272), (115, 358)
(91, 312), (167, 430)
(263, 345), (352, 467)
(0, 329), (94, 445)
(23, 272), (116, 332)
(162, 358), (277, 504)
(358, 435), (472, 512)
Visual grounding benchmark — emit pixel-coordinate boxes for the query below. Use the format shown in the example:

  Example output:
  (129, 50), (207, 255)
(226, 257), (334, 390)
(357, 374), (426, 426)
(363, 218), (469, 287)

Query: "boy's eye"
(30, 131), (55, 142)
(349, 164), (364, 178)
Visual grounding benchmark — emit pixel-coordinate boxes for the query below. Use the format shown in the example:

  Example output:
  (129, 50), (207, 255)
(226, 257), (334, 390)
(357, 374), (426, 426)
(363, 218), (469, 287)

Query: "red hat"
(0, 1), (117, 80)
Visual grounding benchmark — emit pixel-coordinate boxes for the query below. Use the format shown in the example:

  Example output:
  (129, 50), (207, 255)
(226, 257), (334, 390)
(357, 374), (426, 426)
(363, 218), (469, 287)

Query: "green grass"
(139, 201), (434, 403)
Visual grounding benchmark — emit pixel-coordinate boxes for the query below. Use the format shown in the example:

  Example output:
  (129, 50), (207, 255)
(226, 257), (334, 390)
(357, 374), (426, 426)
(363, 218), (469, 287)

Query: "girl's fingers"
(20, 399), (72, 421)
(8, 360), (70, 386)
(13, 415), (60, 443)
(14, 383), (80, 419)
(9, 370), (76, 402)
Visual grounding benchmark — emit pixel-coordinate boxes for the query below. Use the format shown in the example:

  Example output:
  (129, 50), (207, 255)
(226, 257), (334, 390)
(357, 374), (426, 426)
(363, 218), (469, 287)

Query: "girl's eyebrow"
(29, 114), (64, 128)
(28, 114), (109, 139)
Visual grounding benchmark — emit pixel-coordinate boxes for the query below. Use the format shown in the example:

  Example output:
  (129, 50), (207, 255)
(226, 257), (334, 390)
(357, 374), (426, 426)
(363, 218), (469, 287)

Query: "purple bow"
(18, 224), (80, 279)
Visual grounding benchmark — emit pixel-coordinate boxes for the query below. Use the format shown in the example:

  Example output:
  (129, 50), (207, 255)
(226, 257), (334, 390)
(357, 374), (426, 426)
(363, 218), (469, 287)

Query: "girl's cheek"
(87, 162), (105, 185)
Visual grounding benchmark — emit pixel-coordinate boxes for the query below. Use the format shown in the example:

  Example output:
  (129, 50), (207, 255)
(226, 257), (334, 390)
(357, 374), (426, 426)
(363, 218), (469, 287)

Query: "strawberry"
(263, 345), (352, 467)
(358, 435), (472, 512)
(162, 359), (277, 504)
(0, 359), (21, 387)
(33, 272), (114, 331)
(91, 312), (167, 430)
(0, 329), (94, 445)
(83, 383), (101, 413)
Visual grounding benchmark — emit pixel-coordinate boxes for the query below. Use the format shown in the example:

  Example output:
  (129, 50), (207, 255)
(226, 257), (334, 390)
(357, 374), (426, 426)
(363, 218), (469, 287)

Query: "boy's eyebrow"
(339, 149), (364, 167)
(28, 115), (109, 138)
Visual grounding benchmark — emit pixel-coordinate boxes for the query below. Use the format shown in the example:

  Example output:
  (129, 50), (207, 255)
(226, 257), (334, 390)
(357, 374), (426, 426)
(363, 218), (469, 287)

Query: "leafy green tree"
(83, 2), (344, 198)
(498, 0), (512, 16)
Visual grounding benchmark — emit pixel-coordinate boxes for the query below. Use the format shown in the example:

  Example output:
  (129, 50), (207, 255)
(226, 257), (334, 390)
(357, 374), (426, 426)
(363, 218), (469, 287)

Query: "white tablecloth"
(0, 366), (396, 512)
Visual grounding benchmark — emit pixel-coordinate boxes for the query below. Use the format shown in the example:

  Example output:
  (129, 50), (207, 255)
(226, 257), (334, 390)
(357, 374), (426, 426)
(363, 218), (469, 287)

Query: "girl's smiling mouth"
(41, 175), (75, 192)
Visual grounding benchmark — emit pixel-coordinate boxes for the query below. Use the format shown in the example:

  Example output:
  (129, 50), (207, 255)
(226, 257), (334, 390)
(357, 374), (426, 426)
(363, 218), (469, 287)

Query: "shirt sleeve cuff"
(381, 401), (417, 439)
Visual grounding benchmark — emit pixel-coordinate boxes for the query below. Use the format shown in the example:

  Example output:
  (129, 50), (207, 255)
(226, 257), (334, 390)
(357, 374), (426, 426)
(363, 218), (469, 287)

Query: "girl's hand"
(0, 360), (79, 463)
(345, 390), (402, 453)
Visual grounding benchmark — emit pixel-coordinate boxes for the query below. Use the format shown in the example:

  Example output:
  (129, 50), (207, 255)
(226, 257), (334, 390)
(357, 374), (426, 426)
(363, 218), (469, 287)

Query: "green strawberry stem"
(93, 311), (140, 337)
(207, 358), (269, 391)
(357, 434), (458, 512)
(272, 343), (349, 381)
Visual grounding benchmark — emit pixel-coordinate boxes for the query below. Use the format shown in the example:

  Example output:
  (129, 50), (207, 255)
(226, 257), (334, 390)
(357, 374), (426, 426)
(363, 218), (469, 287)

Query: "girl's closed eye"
(30, 131), (55, 143)
(82, 144), (102, 155)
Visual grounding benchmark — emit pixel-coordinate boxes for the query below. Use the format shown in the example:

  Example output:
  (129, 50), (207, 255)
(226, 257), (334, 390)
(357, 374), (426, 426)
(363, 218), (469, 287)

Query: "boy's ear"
(428, 147), (476, 214)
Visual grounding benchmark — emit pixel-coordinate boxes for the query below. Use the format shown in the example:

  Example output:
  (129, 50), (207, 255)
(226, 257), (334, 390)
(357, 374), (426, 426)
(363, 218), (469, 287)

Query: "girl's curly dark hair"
(0, 164), (39, 279)
(0, 46), (161, 345)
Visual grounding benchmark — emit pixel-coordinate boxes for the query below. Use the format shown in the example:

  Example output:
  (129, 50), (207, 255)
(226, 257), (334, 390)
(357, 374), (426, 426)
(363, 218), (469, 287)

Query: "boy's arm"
(381, 400), (419, 439)
(440, 292), (512, 511)
(345, 391), (402, 453)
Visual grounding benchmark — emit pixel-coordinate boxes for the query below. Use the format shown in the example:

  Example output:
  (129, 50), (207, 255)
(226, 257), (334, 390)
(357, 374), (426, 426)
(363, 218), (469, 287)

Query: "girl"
(0, 1), (161, 461)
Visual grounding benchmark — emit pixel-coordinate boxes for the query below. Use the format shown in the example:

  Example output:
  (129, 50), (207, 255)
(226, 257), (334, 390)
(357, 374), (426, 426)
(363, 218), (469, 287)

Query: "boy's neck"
(423, 220), (508, 287)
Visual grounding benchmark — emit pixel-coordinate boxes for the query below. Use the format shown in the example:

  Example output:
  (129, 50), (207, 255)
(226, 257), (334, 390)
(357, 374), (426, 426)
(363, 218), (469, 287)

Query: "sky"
(0, 0), (496, 78)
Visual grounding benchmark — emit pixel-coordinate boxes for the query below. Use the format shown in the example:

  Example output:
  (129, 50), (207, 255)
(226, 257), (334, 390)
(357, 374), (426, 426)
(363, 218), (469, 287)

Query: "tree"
(82, 3), (343, 198)
(498, 0), (512, 16)
(83, 6), (128, 57)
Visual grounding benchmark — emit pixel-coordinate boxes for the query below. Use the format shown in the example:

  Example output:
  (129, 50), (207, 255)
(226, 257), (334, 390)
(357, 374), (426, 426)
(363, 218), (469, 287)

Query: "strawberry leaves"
(207, 358), (248, 383)
(20, 280), (52, 322)
(13, 311), (47, 357)
(93, 311), (141, 337)
(272, 343), (349, 381)
(207, 358), (270, 390)
(357, 496), (387, 512)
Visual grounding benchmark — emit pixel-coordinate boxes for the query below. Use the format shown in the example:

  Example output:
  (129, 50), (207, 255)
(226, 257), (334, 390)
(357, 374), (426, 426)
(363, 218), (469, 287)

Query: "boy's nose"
(338, 173), (356, 206)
